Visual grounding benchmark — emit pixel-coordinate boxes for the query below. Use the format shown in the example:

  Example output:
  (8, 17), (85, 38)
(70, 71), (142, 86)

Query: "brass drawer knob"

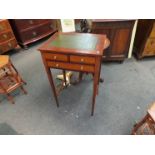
(32, 32), (37, 36)
(3, 34), (7, 38)
(56, 64), (59, 67)
(50, 24), (53, 29)
(81, 66), (84, 70)
(54, 56), (57, 59)
(81, 58), (84, 62)
(29, 20), (33, 24)
(8, 43), (12, 47)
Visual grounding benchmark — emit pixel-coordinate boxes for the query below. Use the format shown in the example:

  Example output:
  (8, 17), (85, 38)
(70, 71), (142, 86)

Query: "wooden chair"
(132, 102), (155, 135)
(0, 55), (27, 104)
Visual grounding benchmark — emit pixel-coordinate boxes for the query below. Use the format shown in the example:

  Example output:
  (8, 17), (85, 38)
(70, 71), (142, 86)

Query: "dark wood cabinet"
(0, 19), (18, 54)
(134, 19), (155, 59)
(9, 19), (57, 49)
(91, 19), (135, 61)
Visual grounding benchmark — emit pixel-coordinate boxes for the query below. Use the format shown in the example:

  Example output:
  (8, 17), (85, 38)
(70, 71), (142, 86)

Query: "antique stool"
(132, 102), (155, 135)
(0, 55), (27, 104)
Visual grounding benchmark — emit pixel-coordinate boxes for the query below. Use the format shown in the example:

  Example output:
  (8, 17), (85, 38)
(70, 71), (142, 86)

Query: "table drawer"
(70, 55), (95, 64)
(0, 38), (17, 53)
(43, 53), (68, 62)
(19, 22), (55, 42)
(0, 20), (10, 32)
(0, 31), (14, 42)
(47, 61), (95, 73)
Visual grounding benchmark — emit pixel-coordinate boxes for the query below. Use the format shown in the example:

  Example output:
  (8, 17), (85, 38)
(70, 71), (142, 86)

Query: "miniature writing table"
(38, 32), (108, 115)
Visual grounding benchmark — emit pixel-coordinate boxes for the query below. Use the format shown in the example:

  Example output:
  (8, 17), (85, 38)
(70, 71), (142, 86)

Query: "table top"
(38, 32), (107, 56)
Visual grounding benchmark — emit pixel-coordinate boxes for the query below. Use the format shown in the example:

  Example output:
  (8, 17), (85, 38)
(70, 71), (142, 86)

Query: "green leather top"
(49, 34), (98, 50)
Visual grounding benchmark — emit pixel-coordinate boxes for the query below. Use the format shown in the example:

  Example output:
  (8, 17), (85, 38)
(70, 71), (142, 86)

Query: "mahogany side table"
(38, 32), (109, 115)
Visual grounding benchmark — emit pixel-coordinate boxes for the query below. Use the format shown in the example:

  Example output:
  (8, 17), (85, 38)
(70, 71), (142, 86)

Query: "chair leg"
(20, 85), (27, 95)
(6, 93), (15, 104)
(131, 113), (149, 134)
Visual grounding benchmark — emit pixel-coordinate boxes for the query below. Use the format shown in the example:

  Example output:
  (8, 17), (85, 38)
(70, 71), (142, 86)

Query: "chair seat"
(0, 55), (9, 68)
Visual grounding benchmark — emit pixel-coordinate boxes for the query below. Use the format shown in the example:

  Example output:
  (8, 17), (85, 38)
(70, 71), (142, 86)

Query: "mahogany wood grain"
(91, 19), (135, 61)
(9, 19), (57, 49)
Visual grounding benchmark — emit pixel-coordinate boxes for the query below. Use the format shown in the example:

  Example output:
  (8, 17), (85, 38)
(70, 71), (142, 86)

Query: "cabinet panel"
(112, 29), (130, 56)
(134, 19), (155, 59)
(91, 19), (135, 61)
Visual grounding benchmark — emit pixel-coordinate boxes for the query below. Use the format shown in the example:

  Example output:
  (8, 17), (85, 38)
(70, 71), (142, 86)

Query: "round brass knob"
(54, 56), (57, 59)
(3, 34), (7, 38)
(29, 20), (33, 24)
(81, 58), (84, 62)
(56, 64), (59, 67)
(81, 66), (83, 70)
(32, 32), (37, 36)
(50, 24), (53, 29)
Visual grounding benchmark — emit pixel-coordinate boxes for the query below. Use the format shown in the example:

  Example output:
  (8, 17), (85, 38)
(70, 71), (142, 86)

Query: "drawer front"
(0, 39), (17, 53)
(19, 22), (56, 42)
(143, 38), (155, 56)
(150, 23), (155, 38)
(0, 20), (10, 32)
(14, 19), (51, 30)
(47, 61), (95, 73)
(0, 31), (14, 42)
(43, 53), (68, 62)
(70, 55), (95, 64)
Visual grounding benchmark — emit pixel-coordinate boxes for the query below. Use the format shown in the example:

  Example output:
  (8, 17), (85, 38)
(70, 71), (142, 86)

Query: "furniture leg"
(91, 73), (98, 116)
(131, 113), (149, 134)
(62, 70), (67, 86)
(98, 58), (104, 83)
(6, 93), (15, 104)
(41, 54), (59, 107)
(20, 85), (27, 94)
(45, 67), (59, 107)
(7, 63), (20, 83)
(10, 62), (26, 84)
(23, 45), (28, 50)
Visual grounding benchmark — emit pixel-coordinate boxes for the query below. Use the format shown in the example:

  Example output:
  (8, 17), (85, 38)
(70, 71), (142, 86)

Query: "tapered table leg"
(45, 67), (59, 107)
(91, 73), (98, 116)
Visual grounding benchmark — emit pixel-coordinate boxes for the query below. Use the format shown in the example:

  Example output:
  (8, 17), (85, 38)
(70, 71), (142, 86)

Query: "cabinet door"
(111, 28), (131, 58)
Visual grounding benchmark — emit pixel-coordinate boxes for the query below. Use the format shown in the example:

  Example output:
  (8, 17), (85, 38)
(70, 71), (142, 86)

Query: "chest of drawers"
(134, 19), (155, 59)
(9, 19), (57, 49)
(0, 19), (17, 54)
